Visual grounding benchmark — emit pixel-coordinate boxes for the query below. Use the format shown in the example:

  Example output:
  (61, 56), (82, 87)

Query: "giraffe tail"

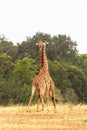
(50, 91), (58, 102)
(51, 96), (58, 102)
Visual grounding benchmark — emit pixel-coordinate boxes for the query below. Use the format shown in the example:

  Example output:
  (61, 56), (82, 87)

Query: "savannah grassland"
(0, 104), (87, 130)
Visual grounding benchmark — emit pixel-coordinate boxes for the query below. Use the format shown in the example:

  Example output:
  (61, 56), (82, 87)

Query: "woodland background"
(0, 32), (87, 105)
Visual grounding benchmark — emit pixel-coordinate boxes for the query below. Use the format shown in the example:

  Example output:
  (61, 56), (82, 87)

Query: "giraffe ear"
(46, 42), (49, 44)
(36, 43), (38, 45)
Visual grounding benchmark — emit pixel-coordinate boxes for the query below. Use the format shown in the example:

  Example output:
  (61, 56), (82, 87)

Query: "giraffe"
(28, 39), (56, 112)
(36, 39), (56, 111)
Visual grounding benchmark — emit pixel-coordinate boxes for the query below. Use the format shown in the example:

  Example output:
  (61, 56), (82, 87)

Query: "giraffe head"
(36, 39), (48, 50)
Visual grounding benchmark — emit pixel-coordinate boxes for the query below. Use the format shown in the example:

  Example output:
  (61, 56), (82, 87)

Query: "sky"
(0, 0), (87, 54)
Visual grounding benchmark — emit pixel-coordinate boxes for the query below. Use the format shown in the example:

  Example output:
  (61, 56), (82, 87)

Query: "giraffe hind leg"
(45, 86), (50, 111)
(39, 87), (47, 111)
(28, 84), (36, 109)
(50, 90), (57, 112)
(37, 91), (41, 112)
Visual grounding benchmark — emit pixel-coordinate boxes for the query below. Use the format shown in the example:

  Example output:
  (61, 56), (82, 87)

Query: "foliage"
(48, 35), (78, 62)
(10, 57), (38, 104)
(0, 35), (18, 62)
(12, 57), (37, 84)
(67, 66), (87, 102)
(0, 33), (87, 105)
(0, 56), (38, 105)
(0, 53), (15, 78)
(49, 60), (79, 103)
(76, 54), (87, 76)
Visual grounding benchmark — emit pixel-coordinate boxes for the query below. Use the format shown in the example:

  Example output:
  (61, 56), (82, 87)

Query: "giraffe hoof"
(47, 108), (49, 112)
(37, 108), (39, 112)
(42, 107), (48, 113)
(54, 109), (57, 113)
(26, 107), (31, 113)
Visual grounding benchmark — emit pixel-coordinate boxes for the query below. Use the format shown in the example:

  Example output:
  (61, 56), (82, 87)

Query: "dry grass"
(0, 104), (87, 130)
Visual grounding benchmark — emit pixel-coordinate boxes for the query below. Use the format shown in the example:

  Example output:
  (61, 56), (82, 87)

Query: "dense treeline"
(0, 32), (87, 105)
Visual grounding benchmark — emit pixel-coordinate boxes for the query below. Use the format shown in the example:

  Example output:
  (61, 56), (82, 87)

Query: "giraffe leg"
(28, 84), (36, 110)
(50, 79), (57, 112)
(40, 88), (46, 111)
(45, 87), (50, 111)
(50, 90), (57, 112)
(37, 94), (41, 112)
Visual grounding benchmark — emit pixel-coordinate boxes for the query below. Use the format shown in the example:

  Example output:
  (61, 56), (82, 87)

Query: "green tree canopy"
(0, 53), (14, 78)
(0, 32), (87, 104)
(12, 57), (38, 85)
(67, 66), (87, 102)
(16, 32), (78, 63)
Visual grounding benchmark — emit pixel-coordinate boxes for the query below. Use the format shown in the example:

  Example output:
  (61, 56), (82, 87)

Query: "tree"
(16, 32), (51, 60)
(0, 53), (15, 78)
(14, 33), (78, 64)
(10, 57), (38, 104)
(12, 57), (38, 85)
(49, 60), (76, 102)
(0, 32), (87, 104)
(67, 66), (87, 102)
(47, 35), (78, 62)
(76, 54), (87, 76)
(0, 78), (15, 105)
(0, 35), (18, 62)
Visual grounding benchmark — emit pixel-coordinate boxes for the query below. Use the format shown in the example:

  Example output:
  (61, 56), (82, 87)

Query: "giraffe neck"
(39, 47), (43, 68)
(39, 44), (48, 71)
